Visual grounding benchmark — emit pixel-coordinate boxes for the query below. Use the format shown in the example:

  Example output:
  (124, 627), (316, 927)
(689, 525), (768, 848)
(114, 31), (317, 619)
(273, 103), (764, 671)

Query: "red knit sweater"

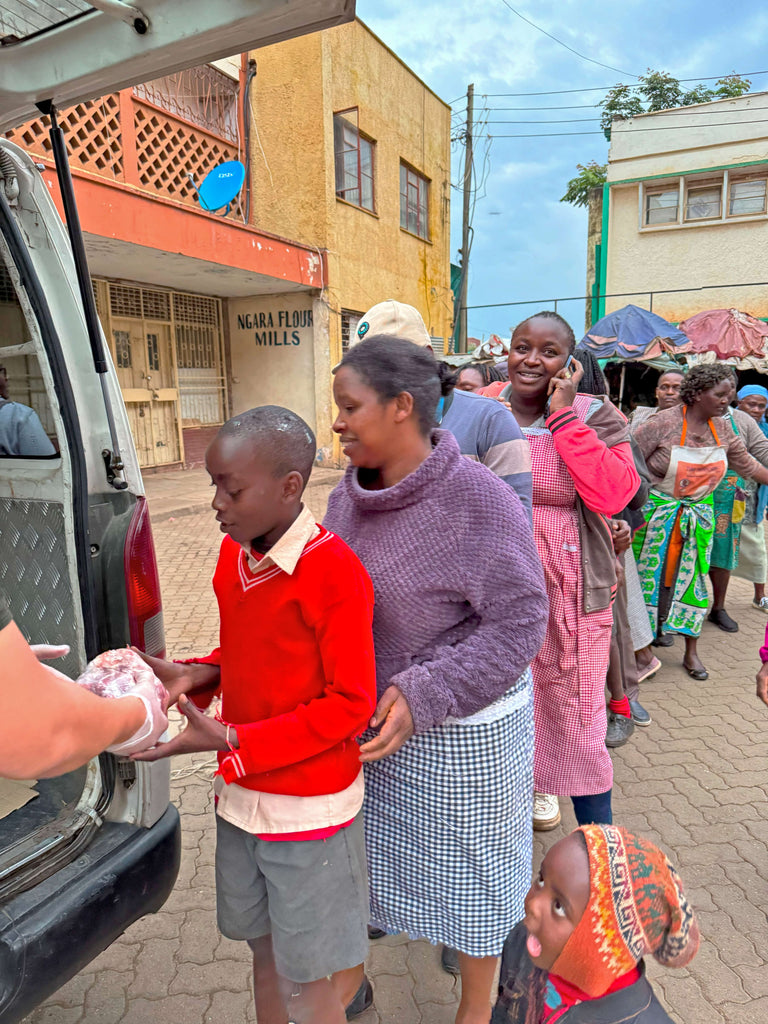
(193, 527), (376, 796)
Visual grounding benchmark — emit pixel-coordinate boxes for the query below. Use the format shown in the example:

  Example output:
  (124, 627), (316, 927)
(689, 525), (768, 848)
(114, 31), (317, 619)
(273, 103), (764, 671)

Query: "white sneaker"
(752, 597), (768, 613)
(533, 792), (561, 831)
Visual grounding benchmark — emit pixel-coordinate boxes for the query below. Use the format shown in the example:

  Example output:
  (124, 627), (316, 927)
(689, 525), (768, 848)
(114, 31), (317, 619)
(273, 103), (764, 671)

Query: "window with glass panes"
(400, 163), (430, 239)
(645, 189), (679, 225)
(642, 166), (768, 229)
(729, 177), (767, 216)
(333, 113), (375, 212)
(685, 183), (721, 221)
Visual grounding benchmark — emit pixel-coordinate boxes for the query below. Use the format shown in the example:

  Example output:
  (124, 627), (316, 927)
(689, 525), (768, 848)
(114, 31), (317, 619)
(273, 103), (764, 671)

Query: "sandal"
(637, 656), (662, 683)
(683, 662), (708, 681)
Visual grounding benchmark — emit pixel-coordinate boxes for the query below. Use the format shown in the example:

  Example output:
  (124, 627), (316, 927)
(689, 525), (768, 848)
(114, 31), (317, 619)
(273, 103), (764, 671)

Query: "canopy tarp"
(582, 304), (691, 360)
(678, 308), (768, 360)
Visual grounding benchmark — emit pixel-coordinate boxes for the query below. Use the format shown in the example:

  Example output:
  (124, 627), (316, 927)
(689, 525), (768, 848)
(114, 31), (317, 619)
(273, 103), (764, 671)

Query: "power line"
(464, 281), (768, 311)
(486, 103), (601, 111)
(486, 117), (600, 124)
(473, 70), (768, 99)
(485, 116), (768, 137)
(497, 0), (637, 78)
(485, 104), (768, 125)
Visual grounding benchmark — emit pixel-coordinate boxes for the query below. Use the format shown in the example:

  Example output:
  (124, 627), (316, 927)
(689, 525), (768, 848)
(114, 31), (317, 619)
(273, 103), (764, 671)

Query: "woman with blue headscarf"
(733, 385), (768, 611)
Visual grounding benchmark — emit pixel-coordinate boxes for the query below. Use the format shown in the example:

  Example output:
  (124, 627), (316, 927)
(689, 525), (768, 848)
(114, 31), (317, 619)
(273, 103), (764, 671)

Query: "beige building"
(590, 92), (768, 326)
(230, 18), (452, 461)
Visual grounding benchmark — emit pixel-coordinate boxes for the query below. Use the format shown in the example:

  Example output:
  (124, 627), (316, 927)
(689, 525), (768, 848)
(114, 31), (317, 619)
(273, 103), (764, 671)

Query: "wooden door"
(111, 317), (181, 468)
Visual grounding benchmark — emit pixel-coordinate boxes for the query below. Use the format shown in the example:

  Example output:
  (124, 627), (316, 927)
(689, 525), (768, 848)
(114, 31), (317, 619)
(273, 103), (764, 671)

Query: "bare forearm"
(0, 622), (146, 778)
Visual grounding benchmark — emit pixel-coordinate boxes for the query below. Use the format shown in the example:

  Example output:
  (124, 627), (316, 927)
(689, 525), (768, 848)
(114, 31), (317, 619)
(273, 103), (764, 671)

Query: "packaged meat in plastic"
(77, 648), (167, 705)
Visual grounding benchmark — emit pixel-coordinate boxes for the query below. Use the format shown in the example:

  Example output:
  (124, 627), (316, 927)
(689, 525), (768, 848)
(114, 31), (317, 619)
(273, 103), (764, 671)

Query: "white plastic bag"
(76, 648), (165, 703)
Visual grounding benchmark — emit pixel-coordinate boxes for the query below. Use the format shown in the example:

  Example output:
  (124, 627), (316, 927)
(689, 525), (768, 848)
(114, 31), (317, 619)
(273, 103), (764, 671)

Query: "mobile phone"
(562, 354), (574, 378)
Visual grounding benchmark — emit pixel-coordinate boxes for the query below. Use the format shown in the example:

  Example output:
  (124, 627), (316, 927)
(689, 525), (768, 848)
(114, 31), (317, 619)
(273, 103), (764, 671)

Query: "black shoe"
(345, 976), (373, 1020)
(708, 608), (739, 632)
(683, 661), (709, 681)
(629, 699), (652, 727)
(367, 925), (386, 940)
(440, 944), (461, 976)
(652, 634), (675, 647)
(605, 711), (635, 748)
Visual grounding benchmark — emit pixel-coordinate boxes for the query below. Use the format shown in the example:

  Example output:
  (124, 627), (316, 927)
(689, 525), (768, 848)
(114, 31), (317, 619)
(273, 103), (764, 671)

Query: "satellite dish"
(188, 160), (245, 213)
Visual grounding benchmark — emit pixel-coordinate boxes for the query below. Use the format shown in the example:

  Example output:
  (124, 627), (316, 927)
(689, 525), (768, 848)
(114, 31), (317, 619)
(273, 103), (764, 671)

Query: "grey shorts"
(215, 810), (369, 983)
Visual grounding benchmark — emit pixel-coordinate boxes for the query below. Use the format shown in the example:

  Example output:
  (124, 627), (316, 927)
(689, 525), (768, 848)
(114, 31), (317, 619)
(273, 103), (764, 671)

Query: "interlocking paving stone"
(21, 468), (768, 1023)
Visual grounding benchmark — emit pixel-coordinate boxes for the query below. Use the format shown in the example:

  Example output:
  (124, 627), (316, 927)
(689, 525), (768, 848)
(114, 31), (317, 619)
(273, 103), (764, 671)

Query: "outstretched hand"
(131, 693), (231, 761)
(130, 649), (220, 712)
(359, 685), (414, 762)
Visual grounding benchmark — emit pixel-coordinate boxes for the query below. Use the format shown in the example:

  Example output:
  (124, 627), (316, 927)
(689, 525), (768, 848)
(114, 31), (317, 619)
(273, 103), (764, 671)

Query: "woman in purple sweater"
(324, 336), (548, 1024)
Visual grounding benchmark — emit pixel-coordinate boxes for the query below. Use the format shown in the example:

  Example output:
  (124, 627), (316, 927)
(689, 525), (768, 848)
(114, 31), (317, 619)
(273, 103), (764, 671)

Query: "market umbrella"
(581, 304), (691, 360)
(677, 308), (768, 360)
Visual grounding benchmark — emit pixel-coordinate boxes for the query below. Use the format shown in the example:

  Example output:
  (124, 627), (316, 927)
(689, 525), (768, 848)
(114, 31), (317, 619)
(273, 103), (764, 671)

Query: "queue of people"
(7, 303), (768, 1024)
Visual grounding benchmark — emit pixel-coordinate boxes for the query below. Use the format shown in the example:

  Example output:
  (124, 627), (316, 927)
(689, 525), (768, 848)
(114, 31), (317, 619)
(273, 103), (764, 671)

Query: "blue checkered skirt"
(363, 672), (534, 957)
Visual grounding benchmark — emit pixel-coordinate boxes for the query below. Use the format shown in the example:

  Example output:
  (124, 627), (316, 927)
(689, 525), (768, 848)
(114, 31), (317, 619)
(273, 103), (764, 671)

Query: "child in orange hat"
(492, 825), (699, 1023)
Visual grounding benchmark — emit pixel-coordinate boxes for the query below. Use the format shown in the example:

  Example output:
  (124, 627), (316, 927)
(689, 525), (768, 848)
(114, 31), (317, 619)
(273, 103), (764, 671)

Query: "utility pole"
(457, 82), (474, 353)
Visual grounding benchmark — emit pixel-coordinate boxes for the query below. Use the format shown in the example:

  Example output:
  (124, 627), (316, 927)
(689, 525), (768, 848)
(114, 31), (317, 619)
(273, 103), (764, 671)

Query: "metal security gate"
(173, 292), (227, 429)
(94, 280), (227, 468)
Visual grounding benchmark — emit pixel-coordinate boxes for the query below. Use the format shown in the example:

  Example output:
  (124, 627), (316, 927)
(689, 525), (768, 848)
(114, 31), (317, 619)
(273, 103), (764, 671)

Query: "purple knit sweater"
(324, 429), (548, 733)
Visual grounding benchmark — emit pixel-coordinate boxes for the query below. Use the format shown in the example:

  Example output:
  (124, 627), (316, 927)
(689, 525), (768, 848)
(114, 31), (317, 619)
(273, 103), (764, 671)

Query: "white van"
(0, 2), (352, 1019)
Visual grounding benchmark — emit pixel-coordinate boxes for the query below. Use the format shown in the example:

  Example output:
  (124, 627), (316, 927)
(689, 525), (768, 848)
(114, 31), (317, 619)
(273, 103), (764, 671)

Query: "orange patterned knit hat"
(551, 825), (700, 998)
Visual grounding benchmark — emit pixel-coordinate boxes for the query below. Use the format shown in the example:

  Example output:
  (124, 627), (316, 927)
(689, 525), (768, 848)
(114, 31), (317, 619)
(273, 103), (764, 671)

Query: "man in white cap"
(350, 300), (532, 518)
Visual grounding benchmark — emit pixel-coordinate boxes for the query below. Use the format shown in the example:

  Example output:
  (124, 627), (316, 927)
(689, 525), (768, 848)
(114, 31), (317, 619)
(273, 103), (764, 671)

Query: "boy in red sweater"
(135, 406), (377, 1024)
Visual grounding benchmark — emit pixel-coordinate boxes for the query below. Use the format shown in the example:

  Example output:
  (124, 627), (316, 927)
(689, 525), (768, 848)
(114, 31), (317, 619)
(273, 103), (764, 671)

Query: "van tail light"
(124, 496), (165, 657)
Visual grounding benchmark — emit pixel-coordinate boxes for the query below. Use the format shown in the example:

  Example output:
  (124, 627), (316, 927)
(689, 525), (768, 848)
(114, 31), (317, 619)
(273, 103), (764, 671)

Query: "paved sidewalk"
(141, 465), (345, 523)
(23, 467), (768, 1023)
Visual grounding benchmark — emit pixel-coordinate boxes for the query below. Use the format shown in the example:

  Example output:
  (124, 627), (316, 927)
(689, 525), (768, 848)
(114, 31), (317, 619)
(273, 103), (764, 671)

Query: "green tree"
(713, 73), (751, 98)
(599, 69), (751, 141)
(560, 161), (608, 207)
(599, 84), (643, 138)
(638, 69), (683, 111)
(563, 70), (752, 207)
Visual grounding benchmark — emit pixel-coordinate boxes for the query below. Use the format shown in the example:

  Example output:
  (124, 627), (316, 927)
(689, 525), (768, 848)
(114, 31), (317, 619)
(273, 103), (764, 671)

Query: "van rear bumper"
(0, 803), (181, 1023)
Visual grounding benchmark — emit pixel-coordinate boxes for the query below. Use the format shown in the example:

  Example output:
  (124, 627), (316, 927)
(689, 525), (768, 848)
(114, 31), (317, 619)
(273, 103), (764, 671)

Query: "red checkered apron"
(527, 395), (613, 796)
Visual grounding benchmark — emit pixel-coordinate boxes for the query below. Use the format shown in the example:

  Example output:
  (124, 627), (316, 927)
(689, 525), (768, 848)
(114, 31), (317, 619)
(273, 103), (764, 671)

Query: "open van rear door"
(0, 2), (355, 1017)
(0, 0), (354, 133)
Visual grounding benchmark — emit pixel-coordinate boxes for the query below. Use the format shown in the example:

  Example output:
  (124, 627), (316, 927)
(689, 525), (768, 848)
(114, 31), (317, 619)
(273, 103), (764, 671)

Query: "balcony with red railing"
(2, 63), (325, 294)
(5, 64), (246, 220)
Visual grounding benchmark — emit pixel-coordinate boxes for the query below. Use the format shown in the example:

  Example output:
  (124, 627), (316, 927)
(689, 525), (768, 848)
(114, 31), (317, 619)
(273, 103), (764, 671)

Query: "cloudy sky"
(355, 0), (768, 341)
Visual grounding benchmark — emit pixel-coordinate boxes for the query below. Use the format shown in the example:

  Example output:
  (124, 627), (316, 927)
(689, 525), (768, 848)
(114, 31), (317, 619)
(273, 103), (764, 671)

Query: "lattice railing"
(4, 89), (244, 218)
(5, 95), (123, 179)
(133, 100), (241, 213)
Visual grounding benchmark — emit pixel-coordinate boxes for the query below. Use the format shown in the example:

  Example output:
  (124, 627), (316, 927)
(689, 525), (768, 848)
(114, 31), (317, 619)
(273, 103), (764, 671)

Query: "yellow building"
(591, 92), (768, 325)
(227, 18), (452, 461)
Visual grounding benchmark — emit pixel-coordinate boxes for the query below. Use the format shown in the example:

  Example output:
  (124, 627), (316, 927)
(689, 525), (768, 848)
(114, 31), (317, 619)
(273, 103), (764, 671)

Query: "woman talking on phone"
(482, 312), (639, 829)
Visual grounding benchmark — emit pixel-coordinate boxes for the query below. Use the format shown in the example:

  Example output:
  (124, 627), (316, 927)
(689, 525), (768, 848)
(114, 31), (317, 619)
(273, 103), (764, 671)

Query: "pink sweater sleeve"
(546, 406), (640, 515)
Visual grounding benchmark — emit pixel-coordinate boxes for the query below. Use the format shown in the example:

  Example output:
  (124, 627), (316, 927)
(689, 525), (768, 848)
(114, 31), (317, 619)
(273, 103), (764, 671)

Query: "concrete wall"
(228, 292), (318, 436)
(584, 186), (603, 330)
(607, 93), (768, 182)
(322, 21), (453, 346)
(603, 93), (768, 322)
(605, 181), (768, 322)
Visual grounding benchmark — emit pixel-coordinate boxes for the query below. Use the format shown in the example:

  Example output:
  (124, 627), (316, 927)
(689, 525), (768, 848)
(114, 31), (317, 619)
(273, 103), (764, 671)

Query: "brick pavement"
(24, 467), (768, 1023)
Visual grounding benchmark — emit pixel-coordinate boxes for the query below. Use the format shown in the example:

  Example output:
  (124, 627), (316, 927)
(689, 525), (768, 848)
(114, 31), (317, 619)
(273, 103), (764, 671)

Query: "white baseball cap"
(352, 300), (433, 349)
